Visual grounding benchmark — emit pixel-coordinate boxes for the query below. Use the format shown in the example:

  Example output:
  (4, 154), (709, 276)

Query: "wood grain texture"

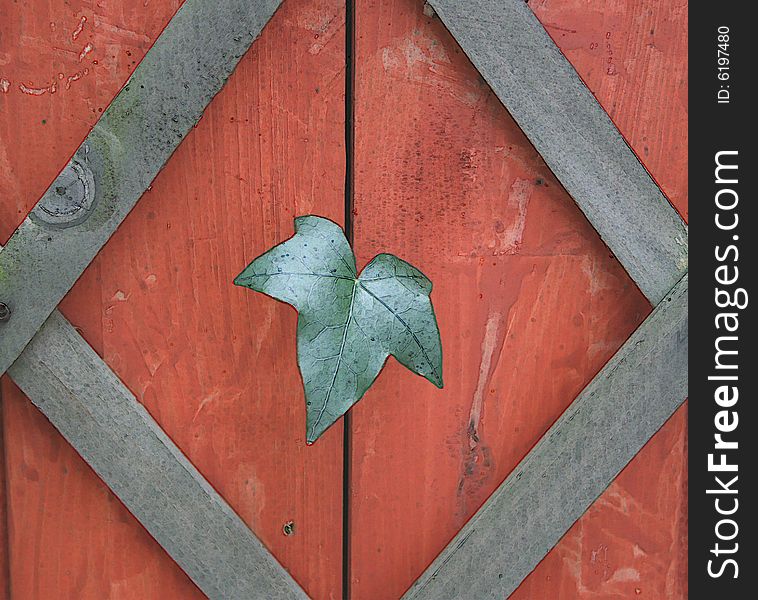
(349, 1), (652, 597)
(0, 0), (689, 597)
(426, 0), (687, 306)
(1, 2), (201, 597)
(0, 0), (283, 376)
(0, 386), (8, 600)
(403, 275), (687, 599)
(2, 0), (347, 597)
(510, 2), (689, 596)
(0, 0), (183, 243)
(529, 0), (688, 220)
(8, 310), (308, 599)
(2, 380), (205, 600)
(62, 0), (347, 597)
(511, 403), (688, 600)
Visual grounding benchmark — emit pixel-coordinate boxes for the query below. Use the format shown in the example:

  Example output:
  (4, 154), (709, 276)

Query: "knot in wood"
(30, 157), (96, 228)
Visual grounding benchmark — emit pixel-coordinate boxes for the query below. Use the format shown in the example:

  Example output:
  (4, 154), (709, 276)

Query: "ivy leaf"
(234, 215), (443, 443)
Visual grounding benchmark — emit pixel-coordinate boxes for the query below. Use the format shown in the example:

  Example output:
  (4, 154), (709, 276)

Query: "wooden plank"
(505, 2), (689, 595)
(426, 0), (687, 305)
(404, 274), (687, 599)
(2, 0), (347, 597)
(0, 0), (283, 376)
(0, 385), (8, 600)
(527, 0), (689, 221)
(1, 3), (206, 596)
(349, 2), (650, 597)
(7, 309), (308, 600)
(62, 0), (348, 595)
(0, 0), (186, 244)
(3, 245), (299, 599)
(511, 403), (688, 599)
(2, 377), (207, 599)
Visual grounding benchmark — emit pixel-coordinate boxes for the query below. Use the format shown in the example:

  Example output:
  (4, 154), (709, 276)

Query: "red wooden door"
(348, 1), (687, 598)
(0, 0), (686, 598)
(1, 0), (346, 597)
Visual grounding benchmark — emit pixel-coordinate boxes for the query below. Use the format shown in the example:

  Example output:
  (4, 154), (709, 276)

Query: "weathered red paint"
(1, 0), (346, 598)
(513, 2), (689, 596)
(1, 0), (686, 598)
(529, 0), (688, 220)
(84, 0), (348, 595)
(2, 380), (204, 599)
(513, 405), (688, 599)
(0, 391), (8, 600)
(1, 1), (200, 597)
(0, 0), (184, 241)
(349, 0), (685, 598)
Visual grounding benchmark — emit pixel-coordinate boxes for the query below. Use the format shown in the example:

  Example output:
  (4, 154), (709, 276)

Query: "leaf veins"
(234, 215), (443, 443)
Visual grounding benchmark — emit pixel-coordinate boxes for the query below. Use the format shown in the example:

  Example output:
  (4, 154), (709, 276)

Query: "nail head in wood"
(282, 521), (295, 536)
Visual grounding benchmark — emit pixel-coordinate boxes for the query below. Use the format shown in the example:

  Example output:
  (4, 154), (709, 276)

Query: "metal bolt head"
(0, 303), (10, 323)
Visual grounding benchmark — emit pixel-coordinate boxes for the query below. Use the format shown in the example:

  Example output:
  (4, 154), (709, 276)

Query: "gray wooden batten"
(8, 309), (308, 600)
(427, 0), (688, 305)
(402, 274), (688, 600)
(0, 0), (303, 595)
(0, 0), (283, 376)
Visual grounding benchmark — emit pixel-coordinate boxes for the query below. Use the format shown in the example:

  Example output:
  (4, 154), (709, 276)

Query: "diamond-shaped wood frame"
(0, 0), (688, 598)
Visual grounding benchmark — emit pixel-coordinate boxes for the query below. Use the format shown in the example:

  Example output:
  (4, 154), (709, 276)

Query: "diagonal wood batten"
(8, 310), (308, 600)
(427, 0), (688, 305)
(0, 0), (307, 595)
(403, 274), (688, 600)
(0, 0), (283, 376)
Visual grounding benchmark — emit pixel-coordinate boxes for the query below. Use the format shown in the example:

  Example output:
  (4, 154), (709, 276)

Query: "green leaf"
(234, 215), (443, 443)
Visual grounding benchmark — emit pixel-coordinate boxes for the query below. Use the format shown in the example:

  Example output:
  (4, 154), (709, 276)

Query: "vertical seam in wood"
(345, 0), (356, 245)
(0, 381), (11, 600)
(343, 1), (356, 598)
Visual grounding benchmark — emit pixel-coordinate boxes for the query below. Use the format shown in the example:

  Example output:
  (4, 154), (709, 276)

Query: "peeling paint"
(72, 15), (88, 41)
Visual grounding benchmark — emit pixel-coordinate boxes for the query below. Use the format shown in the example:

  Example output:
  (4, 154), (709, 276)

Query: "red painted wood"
(2, 381), (205, 599)
(511, 2), (689, 596)
(1, 1), (201, 597)
(0, 389), (8, 600)
(512, 404), (688, 599)
(1, 0), (687, 597)
(529, 0), (688, 220)
(0, 0), (184, 241)
(1, 0), (347, 598)
(348, 0), (685, 598)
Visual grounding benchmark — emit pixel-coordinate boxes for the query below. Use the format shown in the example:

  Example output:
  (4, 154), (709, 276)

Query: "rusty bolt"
(0, 303), (10, 323)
